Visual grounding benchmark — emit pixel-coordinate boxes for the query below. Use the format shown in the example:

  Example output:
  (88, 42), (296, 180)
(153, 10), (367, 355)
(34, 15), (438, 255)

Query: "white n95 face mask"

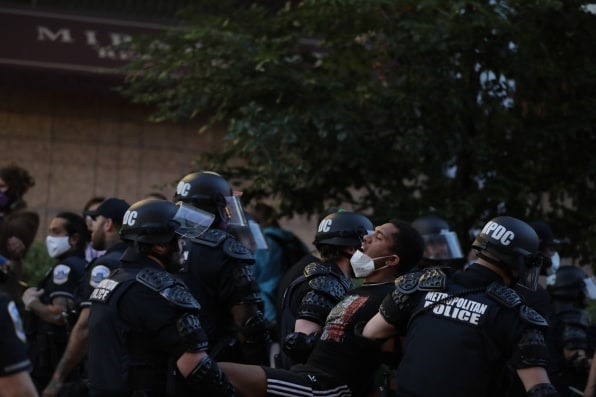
(46, 235), (71, 258)
(350, 250), (393, 278)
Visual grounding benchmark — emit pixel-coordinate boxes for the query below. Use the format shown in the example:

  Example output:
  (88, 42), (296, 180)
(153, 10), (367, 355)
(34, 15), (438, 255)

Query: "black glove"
(177, 313), (209, 352)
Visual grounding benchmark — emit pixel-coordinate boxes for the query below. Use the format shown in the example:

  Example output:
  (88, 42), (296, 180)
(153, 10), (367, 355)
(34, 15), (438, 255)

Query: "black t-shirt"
(0, 292), (31, 376)
(297, 282), (396, 396)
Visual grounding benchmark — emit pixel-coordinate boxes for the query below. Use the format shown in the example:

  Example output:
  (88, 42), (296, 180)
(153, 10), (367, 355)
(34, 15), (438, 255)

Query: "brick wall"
(0, 67), (318, 249)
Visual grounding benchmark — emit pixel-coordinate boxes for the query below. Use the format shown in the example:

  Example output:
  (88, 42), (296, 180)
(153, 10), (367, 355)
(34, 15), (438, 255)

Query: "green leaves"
(120, 0), (596, 265)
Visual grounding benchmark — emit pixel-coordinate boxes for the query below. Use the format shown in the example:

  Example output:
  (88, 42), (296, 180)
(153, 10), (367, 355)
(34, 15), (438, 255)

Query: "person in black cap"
(42, 198), (130, 397)
(529, 221), (563, 281)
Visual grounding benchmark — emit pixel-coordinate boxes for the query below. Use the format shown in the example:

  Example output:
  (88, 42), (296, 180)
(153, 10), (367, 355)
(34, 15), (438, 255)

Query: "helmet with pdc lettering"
(472, 216), (539, 269)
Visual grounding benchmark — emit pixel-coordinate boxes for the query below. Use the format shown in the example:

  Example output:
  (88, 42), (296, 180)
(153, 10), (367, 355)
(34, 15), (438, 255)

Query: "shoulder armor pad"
(304, 262), (330, 278)
(161, 285), (201, 311)
(519, 305), (549, 328)
(136, 268), (201, 311)
(418, 268), (447, 291)
(486, 282), (522, 308)
(190, 228), (228, 247)
(136, 268), (177, 291)
(308, 275), (351, 301)
(395, 271), (422, 294)
(223, 238), (254, 261)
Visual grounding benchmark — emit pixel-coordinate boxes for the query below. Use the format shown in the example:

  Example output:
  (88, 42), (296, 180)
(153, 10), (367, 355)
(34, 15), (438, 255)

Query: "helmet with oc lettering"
(313, 211), (374, 249)
(173, 171), (246, 229)
(472, 216), (540, 271)
(119, 199), (214, 244)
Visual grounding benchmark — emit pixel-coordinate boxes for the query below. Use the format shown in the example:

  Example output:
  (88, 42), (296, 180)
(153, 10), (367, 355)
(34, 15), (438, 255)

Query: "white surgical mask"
(350, 250), (393, 278)
(46, 235), (71, 258)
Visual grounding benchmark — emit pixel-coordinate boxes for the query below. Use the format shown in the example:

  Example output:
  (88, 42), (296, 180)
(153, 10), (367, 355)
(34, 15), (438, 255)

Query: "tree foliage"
(120, 0), (596, 265)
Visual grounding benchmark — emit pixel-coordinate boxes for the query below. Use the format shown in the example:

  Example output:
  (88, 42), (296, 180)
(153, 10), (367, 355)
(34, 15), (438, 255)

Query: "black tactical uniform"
(371, 216), (559, 397)
(87, 249), (199, 397)
(546, 266), (593, 396)
(275, 211), (374, 369)
(177, 229), (264, 361)
(379, 265), (549, 397)
(87, 199), (229, 397)
(277, 261), (354, 368)
(25, 250), (86, 389)
(174, 170), (270, 365)
(0, 291), (31, 377)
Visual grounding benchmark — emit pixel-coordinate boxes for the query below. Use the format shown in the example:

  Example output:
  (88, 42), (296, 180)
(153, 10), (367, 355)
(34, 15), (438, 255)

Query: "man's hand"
(6, 236), (26, 259)
(42, 377), (63, 397)
(22, 287), (44, 310)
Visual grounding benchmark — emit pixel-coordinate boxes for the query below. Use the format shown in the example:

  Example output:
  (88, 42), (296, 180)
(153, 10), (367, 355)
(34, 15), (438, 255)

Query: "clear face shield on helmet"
(229, 219), (269, 253)
(173, 202), (216, 239)
(223, 195), (248, 227)
(516, 254), (543, 291)
(421, 230), (464, 260)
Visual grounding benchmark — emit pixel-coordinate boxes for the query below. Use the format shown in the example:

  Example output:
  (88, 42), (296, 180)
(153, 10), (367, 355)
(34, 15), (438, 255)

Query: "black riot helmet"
(173, 171), (246, 229)
(313, 211), (374, 249)
(119, 199), (214, 244)
(412, 214), (464, 267)
(547, 266), (590, 305)
(472, 216), (541, 289)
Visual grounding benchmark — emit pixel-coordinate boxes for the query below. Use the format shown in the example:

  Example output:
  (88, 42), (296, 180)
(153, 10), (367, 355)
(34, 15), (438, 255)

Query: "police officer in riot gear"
(411, 214), (465, 269)
(173, 171), (271, 365)
(363, 216), (560, 397)
(275, 210), (374, 369)
(87, 199), (237, 397)
(546, 266), (595, 396)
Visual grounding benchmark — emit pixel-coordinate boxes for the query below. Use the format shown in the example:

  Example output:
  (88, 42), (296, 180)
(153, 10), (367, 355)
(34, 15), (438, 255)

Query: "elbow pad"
(282, 331), (319, 364)
(239, 311), (271, 365)
(177, 313), (209, 353)
(185, 355), (238, 397)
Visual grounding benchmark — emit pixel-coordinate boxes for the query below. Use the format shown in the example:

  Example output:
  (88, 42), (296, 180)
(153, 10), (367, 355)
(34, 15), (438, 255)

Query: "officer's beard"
(152, 242), (183, 273)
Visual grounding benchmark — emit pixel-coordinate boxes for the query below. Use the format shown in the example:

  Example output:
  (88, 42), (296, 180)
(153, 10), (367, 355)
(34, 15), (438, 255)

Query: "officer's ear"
(152, 244), (169, 255)
(69, 233), (79, 248)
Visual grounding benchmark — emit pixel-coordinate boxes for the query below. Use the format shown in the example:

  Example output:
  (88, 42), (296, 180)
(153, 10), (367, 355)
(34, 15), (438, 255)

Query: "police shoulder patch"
(8, 300), (26, 343)
(519, 305), (548, 327)
(53, 264), (72, 285)
(486, 282), (522, 308)
(136, 268), (177, 291)
(418, 268), (447, 291)
(395, 271), (421, 294)
(160, 285), (201, 311)
(89, 265), (112, 288)
(223, 238), (254, 261)
(191, 228), (227, 247)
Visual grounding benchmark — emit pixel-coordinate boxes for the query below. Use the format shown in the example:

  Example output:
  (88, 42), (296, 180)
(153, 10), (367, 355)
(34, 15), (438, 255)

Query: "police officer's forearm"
(27, 300), (65, 325)
(0, 371), (38, 397)
(49, 308), (90, 383)
(584, 351), (596, 397)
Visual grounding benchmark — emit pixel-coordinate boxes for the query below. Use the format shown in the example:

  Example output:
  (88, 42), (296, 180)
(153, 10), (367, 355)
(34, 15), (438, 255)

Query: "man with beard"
(42, 198), (129, 397)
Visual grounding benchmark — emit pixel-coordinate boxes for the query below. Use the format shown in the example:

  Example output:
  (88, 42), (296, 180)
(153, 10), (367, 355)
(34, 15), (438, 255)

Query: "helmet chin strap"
(476, 251), (517, 285)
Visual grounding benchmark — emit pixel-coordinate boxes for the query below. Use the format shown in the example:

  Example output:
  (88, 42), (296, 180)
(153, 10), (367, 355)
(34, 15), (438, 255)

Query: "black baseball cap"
(84, 198), (130, 226)
(529, 220), (562, 248)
